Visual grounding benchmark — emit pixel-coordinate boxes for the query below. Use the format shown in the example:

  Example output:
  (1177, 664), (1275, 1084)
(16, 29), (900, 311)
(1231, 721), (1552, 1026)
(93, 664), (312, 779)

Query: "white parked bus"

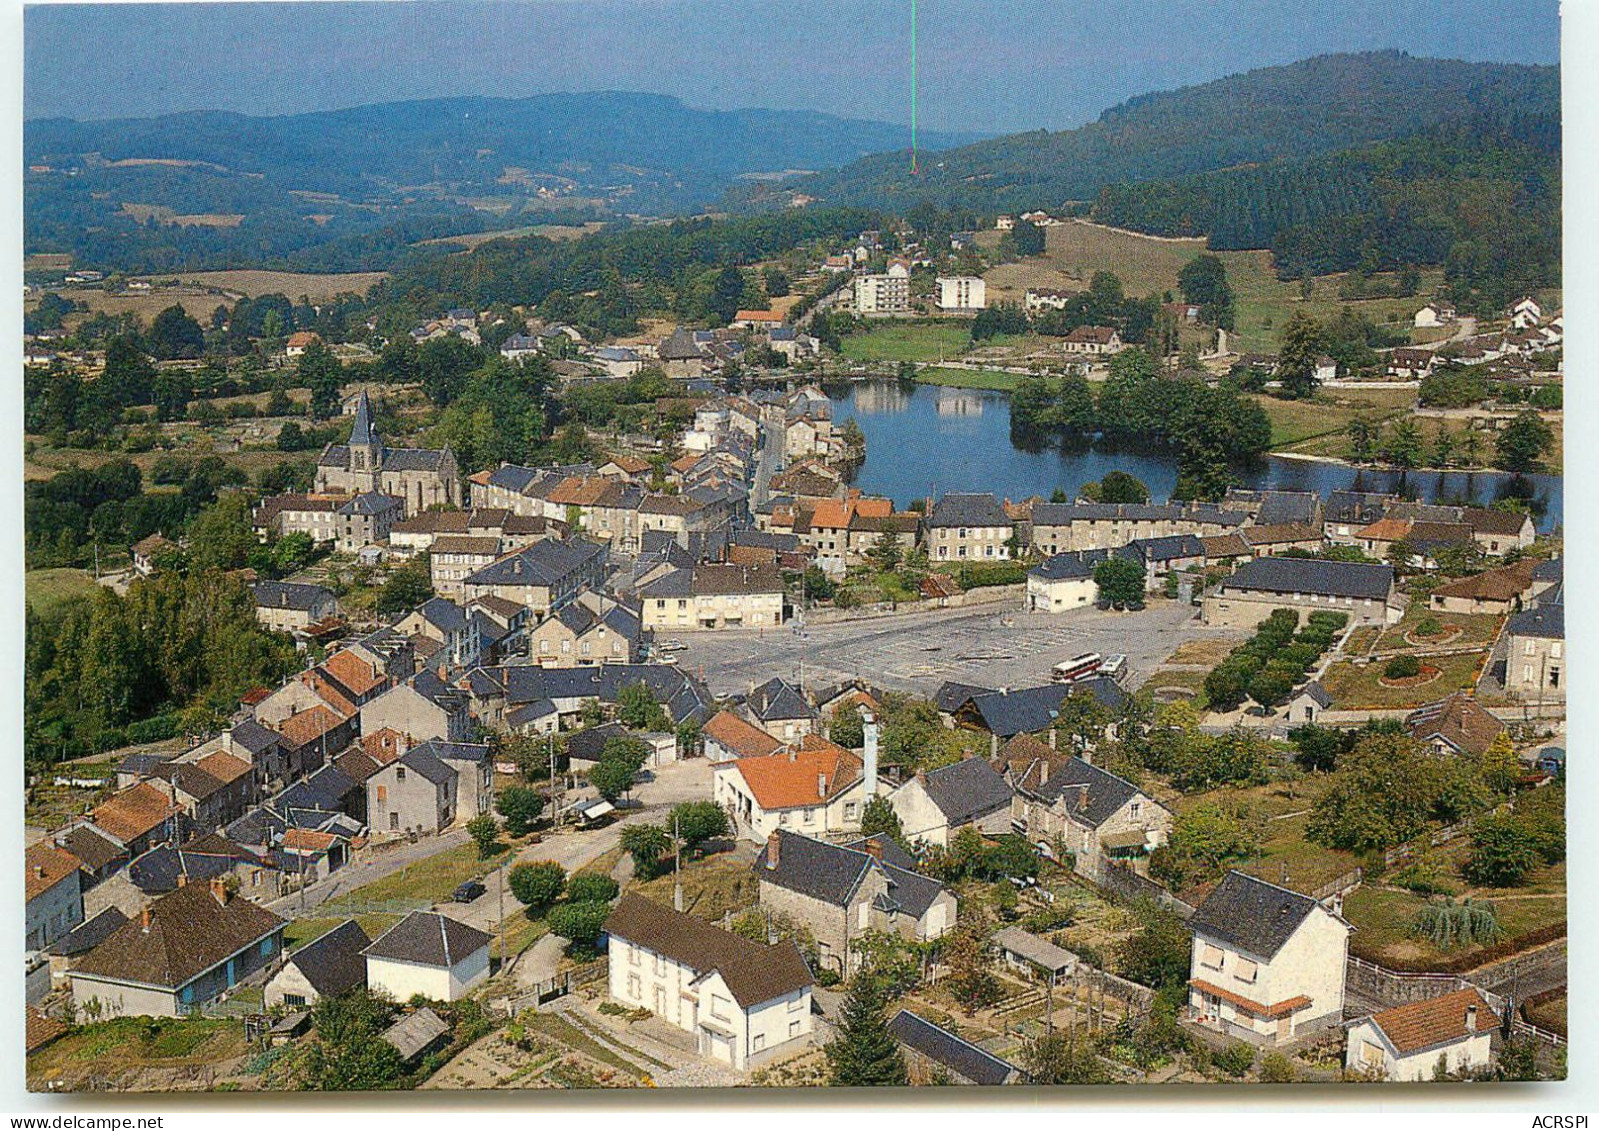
(1051, 652), (1102, 683)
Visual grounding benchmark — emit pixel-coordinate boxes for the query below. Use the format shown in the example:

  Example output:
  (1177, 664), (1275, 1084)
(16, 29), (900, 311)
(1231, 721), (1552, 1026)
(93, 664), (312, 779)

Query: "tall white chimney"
(860, 707), (879, 799)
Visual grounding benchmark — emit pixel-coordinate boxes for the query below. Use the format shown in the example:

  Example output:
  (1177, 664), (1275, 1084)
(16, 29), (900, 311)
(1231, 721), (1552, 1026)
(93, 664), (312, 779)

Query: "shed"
(381, 1006), (451, 1063)
(994, 926), (1078, 982)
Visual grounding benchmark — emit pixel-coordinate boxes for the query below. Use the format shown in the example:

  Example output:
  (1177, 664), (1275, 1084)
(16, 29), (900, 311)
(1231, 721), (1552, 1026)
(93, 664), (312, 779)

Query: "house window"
(789, 1020), (802, 1039)
(1360, 1040), (1384, 1068)
(389, 812), (399, 830)
(397, 767), (406, 782)
(1234, 957), (1258, 983)
(1199, 943), (1224, 970)
(1130, 802), (1141, 818)
(752, 1033), (766, 1052)
(283, 993), (306, 1008)
(628, 973), (642, 999)
(711, 994), (732, 1021)
(654, 953), (666, 975)
(844, 802), (857, 820)
(260, 937), (274, 957)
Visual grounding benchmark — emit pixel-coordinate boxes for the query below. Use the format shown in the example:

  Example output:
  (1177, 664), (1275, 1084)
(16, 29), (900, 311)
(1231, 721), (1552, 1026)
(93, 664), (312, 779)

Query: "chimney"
(33, 864), (44, 880)
(1465, 1003), (1479, 1031)
(1078, 788), (1091, 813)
(210, 877), (229, 906)
(176, 872), (188, 888)
(861, 709), (879, 800)
(990, 732), (999, 758)
(1048, 729), (1057, 750)
(862, 838), (883, 861)
(817, 772), (828, 798)
(766, 831), (781, 869)
(140, 905), (152, 932)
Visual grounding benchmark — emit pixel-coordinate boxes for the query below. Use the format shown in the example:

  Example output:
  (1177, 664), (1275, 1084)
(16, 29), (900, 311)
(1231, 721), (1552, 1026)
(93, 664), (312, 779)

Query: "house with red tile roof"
(1346, 988), (1497, 1081)
(712, 735), (865, 842)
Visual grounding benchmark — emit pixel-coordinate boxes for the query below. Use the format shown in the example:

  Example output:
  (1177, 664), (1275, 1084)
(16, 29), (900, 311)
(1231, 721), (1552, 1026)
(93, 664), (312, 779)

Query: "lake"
(828, 381), (1563, 532)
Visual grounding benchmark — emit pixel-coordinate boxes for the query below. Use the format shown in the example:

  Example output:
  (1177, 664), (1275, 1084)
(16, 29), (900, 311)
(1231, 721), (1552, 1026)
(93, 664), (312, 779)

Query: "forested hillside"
(23, 92), (970, 274)
(737, 53), (1557, 214)
(1092, 114), (1560, 312)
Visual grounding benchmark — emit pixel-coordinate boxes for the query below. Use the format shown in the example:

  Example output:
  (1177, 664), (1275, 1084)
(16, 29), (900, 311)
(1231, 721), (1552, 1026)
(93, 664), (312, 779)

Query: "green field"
(915, 366), (1023, 391)
(1320, 650), (1489, 710)
(1342, 873), (1566, 970)
(838, 320), (972, 363)
(25, 568), (99, 617)
(330, 842), (511, 907)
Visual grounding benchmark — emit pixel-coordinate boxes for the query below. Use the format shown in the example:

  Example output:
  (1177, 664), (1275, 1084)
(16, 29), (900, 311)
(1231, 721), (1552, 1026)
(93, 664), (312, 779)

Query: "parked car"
(659, 639), (688, 652)
(452, 879), (486, 903)
(1100, 654), (1128, 682)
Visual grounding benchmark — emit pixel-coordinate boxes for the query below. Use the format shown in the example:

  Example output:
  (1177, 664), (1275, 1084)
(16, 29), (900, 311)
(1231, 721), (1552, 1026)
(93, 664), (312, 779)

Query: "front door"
(1201, 992), (1221, 1026)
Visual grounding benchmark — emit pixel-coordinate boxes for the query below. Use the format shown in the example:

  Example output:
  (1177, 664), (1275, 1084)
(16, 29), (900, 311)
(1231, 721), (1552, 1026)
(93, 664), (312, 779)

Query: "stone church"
(314, 390), (461, 516)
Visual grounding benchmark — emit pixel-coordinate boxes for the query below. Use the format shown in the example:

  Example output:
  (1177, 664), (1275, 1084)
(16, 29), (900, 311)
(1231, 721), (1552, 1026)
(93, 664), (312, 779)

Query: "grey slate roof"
(349, 391), (376, 447)
(1254, 491), (1321, 526)
(927, 492), (1011, 529)
(364, 911), (492, 968)
(251, 580), (335, 612)
(381, 449), (451, 473)
(964, 679), (1126, 737)
(746, 677), (818, 723)
(395, 744), (457, 788)
(463, 538), (605, 587)
(1031, 502), (1244, 527)
(1531, 558), (1562, 582)
(888, 1010), (1017, 1086)
(563, 721), (632, 763)
(1125, 534), (1205, 563)
(754, 830), (945, 919)
(49, 907), (129, 957)
(1324, 491), (1396, 526)
(1223, 557), (1394, 601)
(1187, 871), (1337, 960)
(414, 596), (472, 635)
(1029, 549), (1112, 581)
(1295, 681), (1333, 709)
(1508, 602), (1563, 639)
(287, 919), (371, 997)
(934, 681), (996, 714)
(1028, 756), (1143, 828)
(227, 717), (281, 757)
(382, 1007), (450, 1061)
(917, 757), (1014, 826)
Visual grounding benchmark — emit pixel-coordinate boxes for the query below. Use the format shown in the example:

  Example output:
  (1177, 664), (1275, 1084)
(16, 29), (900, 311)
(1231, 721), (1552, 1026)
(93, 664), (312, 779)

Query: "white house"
(263, 919), (371, 1009)
(26, 843), (84, 952)
(712, 735), (865, 843)
(1413, 302), (1457, 329)
(888, 756), (1014, 848)
(1346, 988), (1498, 1081)
(1186, 872), (1352, 1045)
(603, 893), (814, 1071)
(363, 911), (492, 1002)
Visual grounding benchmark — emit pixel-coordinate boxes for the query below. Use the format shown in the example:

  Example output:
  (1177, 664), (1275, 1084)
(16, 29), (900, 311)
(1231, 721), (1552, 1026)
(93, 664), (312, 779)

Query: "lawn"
(914, 366), (1023, 391)
(331, 842), (511, 908)
(1170, 780), (1361, 894)
(1320, 650), (1489, 710)
(25, 568), (99, 618)
(838, 320), (972, 364)
(1373, 608), (1504, 654)
(628, 855), (759, 921)
(1342, 875), (1566, 970)
(1161, 637), (1246, 667)
(283, 912), (403, 952)
(141, 269), (388, 301)
(1221, 251), (1445, 356)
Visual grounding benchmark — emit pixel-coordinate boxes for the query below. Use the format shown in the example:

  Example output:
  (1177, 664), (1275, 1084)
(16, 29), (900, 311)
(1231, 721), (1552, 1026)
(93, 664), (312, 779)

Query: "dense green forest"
(24, 93), (974, 273)
(1091, 114), (1560, 313)
(736, 53), (1557, 214)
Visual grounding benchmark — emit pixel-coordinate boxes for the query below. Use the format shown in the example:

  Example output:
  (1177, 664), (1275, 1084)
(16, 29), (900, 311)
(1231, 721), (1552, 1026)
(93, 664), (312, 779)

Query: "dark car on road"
(452, 879), (486, 903)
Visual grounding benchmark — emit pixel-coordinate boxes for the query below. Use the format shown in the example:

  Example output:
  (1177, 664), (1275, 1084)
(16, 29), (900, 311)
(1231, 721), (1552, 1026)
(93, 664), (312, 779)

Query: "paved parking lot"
(675, 598), (1232, 698)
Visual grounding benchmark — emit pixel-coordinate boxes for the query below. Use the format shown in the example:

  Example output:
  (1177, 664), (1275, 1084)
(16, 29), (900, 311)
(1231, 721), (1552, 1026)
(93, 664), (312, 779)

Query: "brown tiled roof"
(26, 843), (82, 902)
(302, 672), (357, 718)
(1202, 533), (1252, 559)
(72, 884), (286, 989)
(920, 574), (962, 599)
(727, 545), (778, 567)
(702, 710), (783, 760)
(153, 761), (227, 802)
(691, 562), (784, 596)
(194, 751), (253, 786)
(58, 825), (127, 872)
(283, 828), (339, 853)
(603, 894), (812, 1009)
(603, 454), (651, 475)
(361, 727), (409, 765)
(26, 1006), (67, 1053)
(334, 747), (384, 783)
(276, 704), (346, 749)
(1407, 521), (1475, 546)
(731, 737), (862, 811)
(1463, 508), (1531, 537)
(93, 783), (180, 845)
(322, 649), (386, 697)
(1367, 988), (1497, 1055)
(1429, 560), (1536, 603)
(430, 534), (503, 556)
(131, 533), (175, 556)
(1189, 978), (1312, 1019)
(1405, 693), (1505, 757)
(391, 511), (470, 536)
(1355, 517), (1413, 543)
(469, 594), (525, 619)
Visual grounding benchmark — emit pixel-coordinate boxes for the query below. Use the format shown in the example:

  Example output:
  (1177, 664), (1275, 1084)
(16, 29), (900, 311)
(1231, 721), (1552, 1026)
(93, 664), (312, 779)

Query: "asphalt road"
(676, 597), (1226, 699)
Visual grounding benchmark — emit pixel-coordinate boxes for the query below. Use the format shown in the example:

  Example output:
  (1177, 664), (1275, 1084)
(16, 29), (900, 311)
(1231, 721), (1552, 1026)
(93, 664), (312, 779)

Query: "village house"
(854, 269), (910, 314)
(365, 743), (459, 838)
(1286, 681), (1333, 725)
(427, 535), (504, 596)
(1060, 325), (1123, 355)
(1504, 592), (1564, 702)
(335, 491), (404, 552)
(131, 533), (176, 577)
(1427, 559), (1537, 615)
(603, 894), (814, 1070)
(1346, 988), (1498, 1081)
(1026, 549), (1112, 611)
(1028, 502), (1245, 555)
(150, 752), (258, 831)
(1187, 871), (1352, 1045)
(659, 327), (709, 378)
(251, 581), (338, 634)
(1462, 508), (1537, 556)
(1025, 288), (1073, 311)
(923, 492), (1013, 562)
(364, 911), (492, 1002)
(1413, 300), (1458, 329)
(91, 782), (184, 860)
(69, 880), (286, 1019)
(701, 709), (786, 761)
(1323, 491), (1398, 544)
(459, 538), (608, 617)
(251, 494), (343, 544)
(1202, 558), (1402, 629)
(639, 561), (786, 631)
(1010, 756), (1171, 881)
(713, 735), (866, 842)
(738, 677), (820, 742)
(887, 756), (1014, 847)
(360, 672), (473, 745)
(263, 920), (370, 1011)
(1121, 534), (1206, 591)
(948, 679), (1128, 743)
(1385, 348), (1436, 380)
(527, 597), (642, 667)
(754, 830), (956, 976)
(26, 843), (84, 952)
(1404, 693), (1506, 759)
(1238, 523), (1326, 558)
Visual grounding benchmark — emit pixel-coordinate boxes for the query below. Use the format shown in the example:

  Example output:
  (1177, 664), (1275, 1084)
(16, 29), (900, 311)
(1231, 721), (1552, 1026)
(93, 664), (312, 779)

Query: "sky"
(24, 0), (1560, 133)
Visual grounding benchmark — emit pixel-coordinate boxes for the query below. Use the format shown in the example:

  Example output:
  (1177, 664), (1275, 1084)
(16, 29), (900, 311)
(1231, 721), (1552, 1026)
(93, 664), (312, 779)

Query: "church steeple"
(348, 389), (383, 477)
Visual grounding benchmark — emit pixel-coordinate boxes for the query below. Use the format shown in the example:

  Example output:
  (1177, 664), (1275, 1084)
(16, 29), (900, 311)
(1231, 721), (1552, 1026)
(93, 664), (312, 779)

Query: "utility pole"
(497, 857), (505, 967)
(672, 811), (684, 912)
